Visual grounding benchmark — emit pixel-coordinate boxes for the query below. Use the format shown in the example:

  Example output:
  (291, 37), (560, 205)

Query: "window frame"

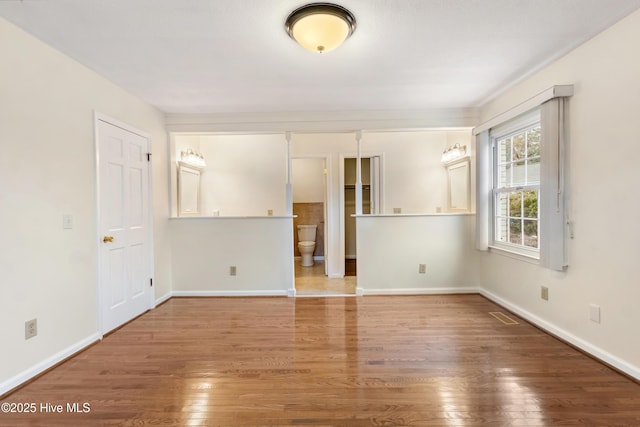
(489, 109), (541, 259)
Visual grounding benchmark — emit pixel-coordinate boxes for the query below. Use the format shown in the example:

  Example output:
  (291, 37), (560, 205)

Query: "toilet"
(297, 224), (317, 267)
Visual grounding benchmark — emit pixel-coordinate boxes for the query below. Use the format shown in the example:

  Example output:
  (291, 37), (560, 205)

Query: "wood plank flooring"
(1, 295), (639, 426)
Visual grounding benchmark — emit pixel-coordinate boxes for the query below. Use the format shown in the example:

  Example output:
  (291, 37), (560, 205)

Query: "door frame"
(94, 112), (155, 336)
(339, 152), (384, 277)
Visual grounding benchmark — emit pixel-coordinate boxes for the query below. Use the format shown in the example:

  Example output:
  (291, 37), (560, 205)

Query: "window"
(475, 87), (570, 270)
(491, 112), (540, 257)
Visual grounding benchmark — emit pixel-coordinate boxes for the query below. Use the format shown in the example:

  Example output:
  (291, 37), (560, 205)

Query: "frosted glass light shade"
(285, 3), (356, 53)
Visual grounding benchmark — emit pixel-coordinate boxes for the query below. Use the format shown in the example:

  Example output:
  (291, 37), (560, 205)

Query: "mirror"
(447, 159), (470, 212)
(178, 163), (201, 216)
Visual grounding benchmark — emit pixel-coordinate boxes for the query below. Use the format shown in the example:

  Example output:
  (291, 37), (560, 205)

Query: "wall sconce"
(181, 148), (206, 168)
(441, 143), (467, 164)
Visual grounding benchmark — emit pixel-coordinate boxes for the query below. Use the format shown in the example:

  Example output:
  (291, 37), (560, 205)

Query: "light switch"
(63, 214), (73, 229)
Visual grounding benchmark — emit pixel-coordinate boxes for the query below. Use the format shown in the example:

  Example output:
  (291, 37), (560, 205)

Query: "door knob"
(103, 235), (114, 243)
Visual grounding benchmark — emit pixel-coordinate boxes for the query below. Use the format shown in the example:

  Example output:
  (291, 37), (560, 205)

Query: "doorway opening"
(292, 156), (354, 295)
(343, 156), (381, 277)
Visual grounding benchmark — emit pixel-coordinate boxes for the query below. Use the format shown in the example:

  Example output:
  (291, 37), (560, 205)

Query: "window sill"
(488, 245), (540, 265)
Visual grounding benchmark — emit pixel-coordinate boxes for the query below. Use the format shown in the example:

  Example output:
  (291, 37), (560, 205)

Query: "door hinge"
(146, 153), (152, 162)
(150, 278), (153, 287)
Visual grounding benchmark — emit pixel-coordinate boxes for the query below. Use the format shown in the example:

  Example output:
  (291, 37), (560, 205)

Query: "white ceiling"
(1, 0), (639, 115)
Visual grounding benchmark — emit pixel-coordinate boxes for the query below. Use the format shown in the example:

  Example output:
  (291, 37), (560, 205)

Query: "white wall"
(169, 218), (293, 295)
(363, 130), (472, 214)
(292, 158), (325, 203)
(0, 17), (169, 393)
(478, 9), (640, 377)
(357, 215), (479, 293)
(173, 134), (287, 217)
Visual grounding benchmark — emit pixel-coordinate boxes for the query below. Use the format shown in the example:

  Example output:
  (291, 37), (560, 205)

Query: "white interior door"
(97, 118), (151, 334)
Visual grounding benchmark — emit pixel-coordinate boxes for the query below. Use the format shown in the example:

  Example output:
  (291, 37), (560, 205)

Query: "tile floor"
(294, 259), (357, 296)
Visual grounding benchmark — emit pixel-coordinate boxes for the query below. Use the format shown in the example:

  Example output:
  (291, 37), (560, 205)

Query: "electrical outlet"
(418, 264), (426, 274)
(62, 214), (73, 229)
(541, 286), (549, 301)
(267, 209), (273, 216)
(230, 266), (237, 276)
(393, 208), (402, 214)
(25, 319), (37, 340)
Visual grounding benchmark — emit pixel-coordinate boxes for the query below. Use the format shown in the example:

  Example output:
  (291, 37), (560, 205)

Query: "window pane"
(499, 137), (512, 163)
(509, 192), (522, 217)
(513, 133), (525, 160)
(524, 219), (538, 248)
(498, 163), (511, 188)
(496, 193), (509, 217)
(527, 157), (540, 184)
(509, 219), (522, 245)
(527, 127), (541, 157)
(491, 119), (540, 255)
(495, 217), (507, 243)
(523, 190), (538, 218)
(512, 161), (526, 186)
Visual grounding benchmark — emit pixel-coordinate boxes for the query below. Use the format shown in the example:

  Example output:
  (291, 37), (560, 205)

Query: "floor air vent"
(489, 311), (519, 325)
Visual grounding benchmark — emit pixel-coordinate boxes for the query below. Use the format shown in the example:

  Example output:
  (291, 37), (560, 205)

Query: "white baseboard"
(480, 288), (640, 381)
(171, 290), (288, 297)
(0, 333), (101, 396)
(295, 293), (357, 298)
(287, 288), (296, 297)
(155, 291), (172, 306)
(363, 287), (479, 295)
(356, 287), (364, 296)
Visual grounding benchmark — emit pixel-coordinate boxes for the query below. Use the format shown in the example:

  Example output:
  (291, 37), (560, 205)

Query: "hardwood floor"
(2, 295), (639, 426)
(345, 259), (357, 276)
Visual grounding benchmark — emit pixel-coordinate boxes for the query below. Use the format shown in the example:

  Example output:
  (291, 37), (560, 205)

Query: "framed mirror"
(178, 162), (202, 216)
(447, 159), (470, 212)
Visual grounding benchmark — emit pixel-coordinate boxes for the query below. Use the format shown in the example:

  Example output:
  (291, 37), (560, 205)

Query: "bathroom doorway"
(343, 156), (381, 277)
(292, 157), (330, 294)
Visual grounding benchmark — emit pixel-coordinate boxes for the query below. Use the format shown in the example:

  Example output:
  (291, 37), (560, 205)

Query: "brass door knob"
(103, 235), (114, 243)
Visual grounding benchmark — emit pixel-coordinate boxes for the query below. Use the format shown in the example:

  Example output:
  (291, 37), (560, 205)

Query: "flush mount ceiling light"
(285, 3), (356, 53)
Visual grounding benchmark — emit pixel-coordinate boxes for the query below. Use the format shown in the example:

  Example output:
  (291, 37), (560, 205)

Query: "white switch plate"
(62, 214), (73, 229)
(541, 286), (549, 301)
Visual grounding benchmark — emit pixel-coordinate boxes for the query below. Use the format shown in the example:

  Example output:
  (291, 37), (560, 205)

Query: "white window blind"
(475, 130), (490, 251)
(539, 98), (568, 271)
